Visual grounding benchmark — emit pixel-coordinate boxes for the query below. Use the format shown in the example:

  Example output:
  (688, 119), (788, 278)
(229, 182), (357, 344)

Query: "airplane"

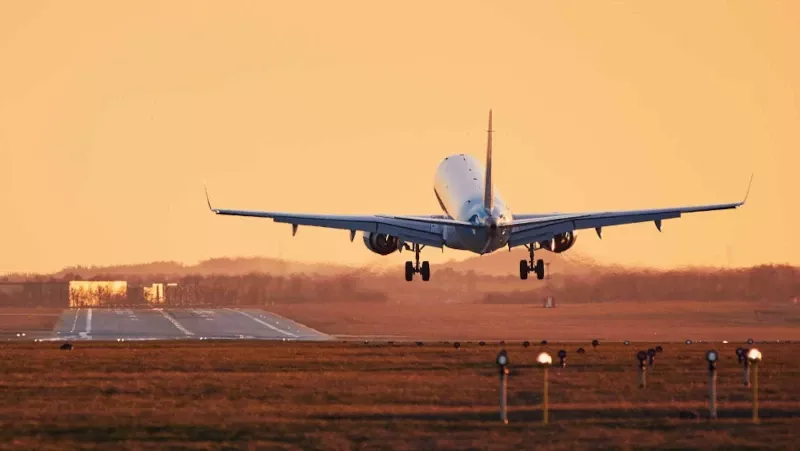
(205, 110), (751, 282)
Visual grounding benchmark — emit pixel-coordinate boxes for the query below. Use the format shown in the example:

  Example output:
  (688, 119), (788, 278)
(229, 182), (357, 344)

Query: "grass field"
(0, 341), (797, 449)
(267, 300), (800, 342)
(0, 308), (63, 335)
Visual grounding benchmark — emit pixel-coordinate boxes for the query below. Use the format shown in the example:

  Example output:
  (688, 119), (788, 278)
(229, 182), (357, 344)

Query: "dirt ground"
(0, 341), (796, 449)
(267, 300), (800, 342)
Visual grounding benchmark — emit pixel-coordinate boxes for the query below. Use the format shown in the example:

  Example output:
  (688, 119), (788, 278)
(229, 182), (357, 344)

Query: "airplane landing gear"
(405, 243), (430, 281)
(520, 244), (545, 280)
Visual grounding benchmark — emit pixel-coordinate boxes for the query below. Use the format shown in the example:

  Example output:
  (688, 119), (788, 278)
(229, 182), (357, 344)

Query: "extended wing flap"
(506, 211), (683, 248)
(376, 214), (478, 229)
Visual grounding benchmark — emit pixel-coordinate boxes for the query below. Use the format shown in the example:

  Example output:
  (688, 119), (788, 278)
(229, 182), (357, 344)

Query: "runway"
(50, 308), (331, 341)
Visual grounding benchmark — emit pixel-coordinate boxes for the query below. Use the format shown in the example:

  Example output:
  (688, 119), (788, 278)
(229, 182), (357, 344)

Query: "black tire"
(405, 261), (414, 281)
(535, 259), (545, 280)
(519, 260), (528, 280)
(421, 261), (431, 281)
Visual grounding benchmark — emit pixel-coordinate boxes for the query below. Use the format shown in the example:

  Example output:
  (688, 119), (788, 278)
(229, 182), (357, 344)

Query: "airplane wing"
(505, 175), (752, 249)
(204, 186), (479, 248)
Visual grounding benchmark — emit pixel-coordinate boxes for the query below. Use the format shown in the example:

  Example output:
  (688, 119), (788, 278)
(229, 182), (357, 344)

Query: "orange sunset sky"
(1, 2), (798, 274)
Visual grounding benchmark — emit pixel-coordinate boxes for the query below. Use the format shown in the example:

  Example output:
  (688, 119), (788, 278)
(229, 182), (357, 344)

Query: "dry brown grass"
(267, 300), (800, 342)
(0, 308), (63, 333)
(0, 341), (797, 449)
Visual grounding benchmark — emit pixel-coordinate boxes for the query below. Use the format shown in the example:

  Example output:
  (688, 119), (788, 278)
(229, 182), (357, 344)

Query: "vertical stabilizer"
(484, 110), (494, 211)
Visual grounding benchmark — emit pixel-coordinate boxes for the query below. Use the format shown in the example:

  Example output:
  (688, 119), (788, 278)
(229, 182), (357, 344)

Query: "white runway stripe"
(70, 308), (81, 333)
(85, 308), (92, 334)
(226, 308), (297, 338)
(260, 309), (330, 338)
(155, 309), (194, 336)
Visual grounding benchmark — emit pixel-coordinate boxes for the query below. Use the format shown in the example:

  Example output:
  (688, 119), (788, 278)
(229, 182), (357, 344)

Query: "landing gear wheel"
(421, 261), (431, 281)
(403, 243), (429, 281)
(521, 244), (546, 280)
(405, 261), (414, 281)
(535, 259), (545, 280)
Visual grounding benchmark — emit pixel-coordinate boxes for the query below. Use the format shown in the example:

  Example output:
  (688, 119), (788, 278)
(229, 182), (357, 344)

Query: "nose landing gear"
(519, 243), (545, 280)
(404, 243), (430, 281)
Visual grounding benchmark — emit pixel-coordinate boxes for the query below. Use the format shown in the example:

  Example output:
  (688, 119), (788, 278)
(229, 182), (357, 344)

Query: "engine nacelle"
(539, 231), (577, 253)
(362, 232), (400, 255)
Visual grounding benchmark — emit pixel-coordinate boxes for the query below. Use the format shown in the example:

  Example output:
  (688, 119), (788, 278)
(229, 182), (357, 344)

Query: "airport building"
(143, 283), (165, 304)
(1, 279), (186, 307)
(69, 281), (128, 307)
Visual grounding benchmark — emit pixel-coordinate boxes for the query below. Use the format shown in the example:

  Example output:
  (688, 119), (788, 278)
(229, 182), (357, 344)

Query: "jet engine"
(362, 232), (400, 255)
(539, 231), (577, 253)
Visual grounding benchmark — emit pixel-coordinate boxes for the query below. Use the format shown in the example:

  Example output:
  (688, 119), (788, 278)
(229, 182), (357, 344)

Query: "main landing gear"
(405, 243), (430, 282)
(520, 244), (545, 280)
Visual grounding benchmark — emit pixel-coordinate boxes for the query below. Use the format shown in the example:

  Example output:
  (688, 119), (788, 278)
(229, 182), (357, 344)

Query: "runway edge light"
(747, 348), (762, 424)
(706, 350), (719, 419)
(537, 352), (552, 425)
(496, 350), (510, 424)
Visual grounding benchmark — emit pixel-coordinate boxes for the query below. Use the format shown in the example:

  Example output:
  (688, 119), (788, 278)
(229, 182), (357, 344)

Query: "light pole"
(636, 351), (648, 388)
(537, 351), (552, 424)
(496, 350), (509, 424)
(647, 348), (656, 369)
(748, 348), (762, 424)
(736, 347), (745, 365)
(706, 350), (719, 419)
(738, 347), (751, 387)
(558, 349), (567, 368)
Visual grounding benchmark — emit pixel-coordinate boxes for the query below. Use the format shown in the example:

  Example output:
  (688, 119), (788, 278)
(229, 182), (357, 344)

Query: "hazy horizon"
(3, 2), (798, 274)
(3, 249), (792, 279)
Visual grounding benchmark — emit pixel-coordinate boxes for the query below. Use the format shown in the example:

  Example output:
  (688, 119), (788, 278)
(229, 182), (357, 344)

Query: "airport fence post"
(706, 350), (718, 419)
(537, 352), (552, 425)
(496, 350), (509, 424)
(636, 351), (647, 389)
(748, 348), (762, 424)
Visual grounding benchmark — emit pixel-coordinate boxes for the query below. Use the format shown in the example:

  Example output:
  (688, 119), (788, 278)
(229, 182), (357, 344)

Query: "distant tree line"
(483, 265), (800, 304)
(1, 264), (798, 308)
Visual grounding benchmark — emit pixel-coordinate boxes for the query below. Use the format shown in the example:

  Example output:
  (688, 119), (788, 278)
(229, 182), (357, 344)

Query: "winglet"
(204, 182), (217, 212)
(484, 109), (494, 211)
(740, 173), (754, 207)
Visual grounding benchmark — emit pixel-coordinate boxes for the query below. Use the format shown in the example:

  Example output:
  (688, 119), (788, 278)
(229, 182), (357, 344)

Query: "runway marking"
(70, 308), (81, 333)
(85, 308), (92, 334)
(226, 308), (297, 338)
(258, 309), (330, 338)
(155, 309), (194, 336)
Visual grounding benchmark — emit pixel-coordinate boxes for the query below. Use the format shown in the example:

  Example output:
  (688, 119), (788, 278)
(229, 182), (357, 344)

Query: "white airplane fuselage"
(433, 154), (512, 254)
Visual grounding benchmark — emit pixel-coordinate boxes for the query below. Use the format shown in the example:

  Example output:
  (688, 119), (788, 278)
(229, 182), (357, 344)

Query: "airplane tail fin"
(484, 109), (493, 211)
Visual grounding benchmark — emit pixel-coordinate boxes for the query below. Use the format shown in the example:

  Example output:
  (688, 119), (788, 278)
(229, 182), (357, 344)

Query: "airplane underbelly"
(454, 227), (510, 253)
